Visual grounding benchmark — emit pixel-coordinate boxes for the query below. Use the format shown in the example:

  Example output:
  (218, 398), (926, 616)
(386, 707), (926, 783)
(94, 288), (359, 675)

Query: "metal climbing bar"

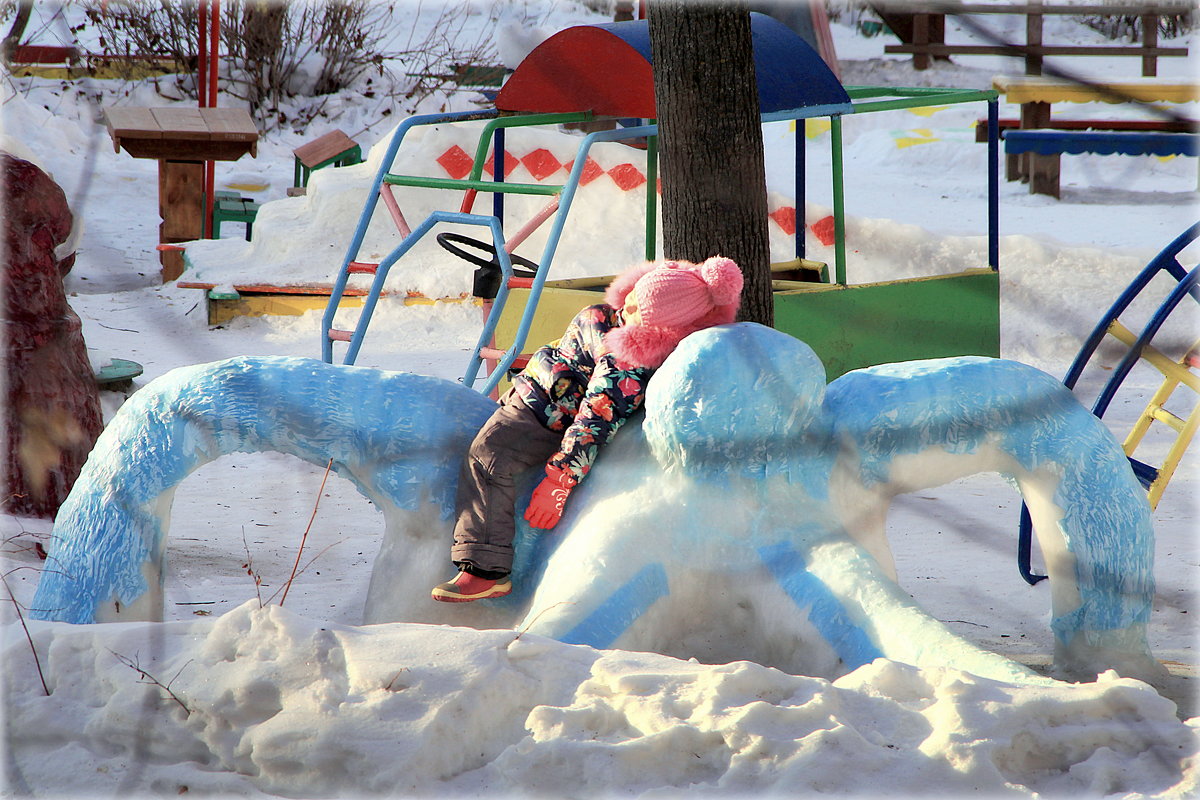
(321, 108), (499, 363)
(1016, 223), (1200, 585)
(321, 109), (595, 369)
(330, 211), (512, 365)
(469, 122), (659, 395)
(383, 175), (563, 195)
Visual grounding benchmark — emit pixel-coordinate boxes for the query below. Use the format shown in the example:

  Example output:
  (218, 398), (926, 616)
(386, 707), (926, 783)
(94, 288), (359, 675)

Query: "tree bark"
(1, 1), (33, 65)
(648, 0), (773, 326)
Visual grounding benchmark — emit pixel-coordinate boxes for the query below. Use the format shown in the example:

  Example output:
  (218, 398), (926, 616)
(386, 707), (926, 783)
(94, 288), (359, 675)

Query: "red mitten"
(524, 469), (574, 530)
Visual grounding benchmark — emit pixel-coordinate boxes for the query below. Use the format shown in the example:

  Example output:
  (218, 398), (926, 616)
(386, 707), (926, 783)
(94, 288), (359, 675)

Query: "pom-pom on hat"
(632, 257), (743, 328)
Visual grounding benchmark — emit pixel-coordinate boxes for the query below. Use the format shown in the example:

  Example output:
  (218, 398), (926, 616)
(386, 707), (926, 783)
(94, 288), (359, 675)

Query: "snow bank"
(5, 600), (1196, 797)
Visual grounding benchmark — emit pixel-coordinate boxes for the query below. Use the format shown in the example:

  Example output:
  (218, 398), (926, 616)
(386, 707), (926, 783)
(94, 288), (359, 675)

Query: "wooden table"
(992, 76), (1198, 193)
(105, 106), (258, 280)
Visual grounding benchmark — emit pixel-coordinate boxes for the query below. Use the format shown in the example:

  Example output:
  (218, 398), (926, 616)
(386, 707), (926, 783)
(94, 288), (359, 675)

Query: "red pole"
(208, 0), (219, 108)
(199, 1), (220, 238)
(197, 1), (207, 108)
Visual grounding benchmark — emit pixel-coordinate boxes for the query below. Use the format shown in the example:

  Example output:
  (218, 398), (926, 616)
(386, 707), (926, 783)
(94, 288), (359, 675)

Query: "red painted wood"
(496, 28), (655, 117)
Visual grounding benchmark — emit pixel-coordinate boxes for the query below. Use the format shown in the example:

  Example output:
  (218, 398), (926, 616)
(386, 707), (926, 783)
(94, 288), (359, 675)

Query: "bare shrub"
(1079, 8), (1196, 41)
(74, 0), (501, 132)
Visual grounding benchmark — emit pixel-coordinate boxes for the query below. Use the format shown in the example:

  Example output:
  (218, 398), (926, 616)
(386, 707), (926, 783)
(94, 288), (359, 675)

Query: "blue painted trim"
(558, 562), (670, 649)
(760, 102), (856, 123)
(759, 541), (883, 670)
(1092, 265), (1200, 419)
(1062, 222), (1200, 394)
(1003, 130), (1199, 157)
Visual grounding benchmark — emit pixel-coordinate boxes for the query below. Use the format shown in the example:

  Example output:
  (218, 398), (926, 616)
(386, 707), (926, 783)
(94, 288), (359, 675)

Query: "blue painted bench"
(1003, 129), (1199, 198)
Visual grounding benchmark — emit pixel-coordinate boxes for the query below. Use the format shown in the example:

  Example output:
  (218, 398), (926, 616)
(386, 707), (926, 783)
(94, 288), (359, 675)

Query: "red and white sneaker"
(431, 571), (512, 603)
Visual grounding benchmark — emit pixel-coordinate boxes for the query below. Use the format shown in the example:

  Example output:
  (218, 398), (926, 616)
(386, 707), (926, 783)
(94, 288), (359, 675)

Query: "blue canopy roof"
(496, 13), (851, 118)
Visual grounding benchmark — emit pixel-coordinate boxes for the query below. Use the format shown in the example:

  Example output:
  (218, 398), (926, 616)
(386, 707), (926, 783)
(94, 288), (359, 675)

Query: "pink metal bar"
(504, 196), (560, 253)
(348, 261), (378, 274)
(379, 184), (411, 238)
(327, 329), (353, 342)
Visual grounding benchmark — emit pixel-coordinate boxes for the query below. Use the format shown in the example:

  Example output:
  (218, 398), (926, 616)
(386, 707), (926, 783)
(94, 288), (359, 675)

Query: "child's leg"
(450, 393), (562, 576)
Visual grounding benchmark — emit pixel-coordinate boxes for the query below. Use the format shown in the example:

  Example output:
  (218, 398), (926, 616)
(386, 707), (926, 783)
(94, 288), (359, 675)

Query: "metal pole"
(795, 119), (806, 260)
(831, 115), (846, 285)
(988, 98), (999, 269)
(645, 129), (657, 260)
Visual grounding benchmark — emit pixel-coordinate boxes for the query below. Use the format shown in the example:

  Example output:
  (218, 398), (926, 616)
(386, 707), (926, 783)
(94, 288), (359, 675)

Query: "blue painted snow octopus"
(31, 323), (1161, 685)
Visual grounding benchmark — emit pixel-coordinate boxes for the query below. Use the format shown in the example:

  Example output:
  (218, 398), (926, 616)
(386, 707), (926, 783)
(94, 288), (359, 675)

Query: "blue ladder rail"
(1017, 222), (1200, 585)
(319, 107), (660, 397)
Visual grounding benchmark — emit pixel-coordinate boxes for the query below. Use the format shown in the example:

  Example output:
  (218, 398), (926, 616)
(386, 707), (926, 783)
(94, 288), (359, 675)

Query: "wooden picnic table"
(991, 76), (1198, 192)
(992, 76), (1198, 133)
(104, 106), (259, 280)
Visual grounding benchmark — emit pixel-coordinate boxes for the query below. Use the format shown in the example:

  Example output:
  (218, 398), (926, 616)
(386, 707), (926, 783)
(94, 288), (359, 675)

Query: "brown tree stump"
(3, 154), (103, 519)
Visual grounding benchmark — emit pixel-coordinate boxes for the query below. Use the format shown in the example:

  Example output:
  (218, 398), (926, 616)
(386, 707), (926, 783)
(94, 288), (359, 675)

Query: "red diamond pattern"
(812, 214), (836, 247)
(432, 146), (809, 241)
(607, 163), (646, 191)
(564, 157), (606, 186)
(520, 148), (563, 181)
(436, 150), (811, 226)
(481, 149), (518, 178)
(436, 145), (474, 180)
(769, 207), (797, 236)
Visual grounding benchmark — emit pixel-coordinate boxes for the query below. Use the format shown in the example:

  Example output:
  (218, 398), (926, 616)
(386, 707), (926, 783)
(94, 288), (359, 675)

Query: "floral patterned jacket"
(512, 304), (653, 487)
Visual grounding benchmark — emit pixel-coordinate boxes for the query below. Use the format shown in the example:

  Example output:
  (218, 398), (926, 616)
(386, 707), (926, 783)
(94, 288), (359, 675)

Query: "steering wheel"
(436, 232), (539, 273)
(436, 232), (540, 300)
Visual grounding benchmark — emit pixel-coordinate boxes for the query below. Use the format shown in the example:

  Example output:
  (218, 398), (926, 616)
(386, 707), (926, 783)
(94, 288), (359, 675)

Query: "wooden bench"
(292, 129), (362, 190)
(1002, 129), (1199, 197)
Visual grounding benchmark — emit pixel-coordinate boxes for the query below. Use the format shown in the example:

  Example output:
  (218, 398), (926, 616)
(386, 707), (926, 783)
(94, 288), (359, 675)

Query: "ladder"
(1017, 222), (1200, 585)
(319, 108), (659, 397)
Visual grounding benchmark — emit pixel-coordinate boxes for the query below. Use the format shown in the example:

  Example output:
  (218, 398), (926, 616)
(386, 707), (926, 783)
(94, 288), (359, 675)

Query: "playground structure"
(320, 14), (1004, 391)
(1017, 223), (1200, 585)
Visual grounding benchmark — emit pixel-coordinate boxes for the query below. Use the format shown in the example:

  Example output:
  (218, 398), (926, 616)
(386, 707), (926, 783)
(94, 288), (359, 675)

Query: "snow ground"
(2, 3), (1198, 798)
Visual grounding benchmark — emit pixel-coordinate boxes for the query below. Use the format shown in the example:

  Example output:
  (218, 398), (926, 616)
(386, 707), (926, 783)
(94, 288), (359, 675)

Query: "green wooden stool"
(293, 129), (363, 189)
(211, 193), (260, 240)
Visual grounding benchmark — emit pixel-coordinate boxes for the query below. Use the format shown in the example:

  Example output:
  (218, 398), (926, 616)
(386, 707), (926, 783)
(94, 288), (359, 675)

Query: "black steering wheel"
(436, 232), (539, 299)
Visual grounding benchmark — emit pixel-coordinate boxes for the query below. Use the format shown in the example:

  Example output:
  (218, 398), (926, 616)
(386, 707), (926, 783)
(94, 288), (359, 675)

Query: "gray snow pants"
(450, 389), (563, 576)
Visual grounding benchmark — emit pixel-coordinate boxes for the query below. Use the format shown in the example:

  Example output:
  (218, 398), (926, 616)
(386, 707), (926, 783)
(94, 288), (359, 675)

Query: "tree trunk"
(648, 0), (773, 326)
(1, 1), (33, 65)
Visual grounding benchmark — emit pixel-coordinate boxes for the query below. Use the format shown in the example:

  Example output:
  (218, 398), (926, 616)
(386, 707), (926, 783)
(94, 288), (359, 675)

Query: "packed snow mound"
(6, 599), (1196, 798)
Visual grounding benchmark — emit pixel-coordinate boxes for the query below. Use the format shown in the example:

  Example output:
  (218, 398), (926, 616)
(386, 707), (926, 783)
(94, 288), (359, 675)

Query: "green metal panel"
(489, 267), (998, 388)
(773, 268), (1000, 382)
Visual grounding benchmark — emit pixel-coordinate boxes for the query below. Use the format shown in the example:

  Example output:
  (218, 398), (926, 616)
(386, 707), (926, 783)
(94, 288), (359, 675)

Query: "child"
(432, 256), (744, 602)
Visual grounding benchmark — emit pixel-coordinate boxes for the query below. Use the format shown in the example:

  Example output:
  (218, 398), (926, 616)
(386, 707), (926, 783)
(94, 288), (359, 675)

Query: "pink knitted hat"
(632, 258), (743, 328)
(603, 256), (744, 369)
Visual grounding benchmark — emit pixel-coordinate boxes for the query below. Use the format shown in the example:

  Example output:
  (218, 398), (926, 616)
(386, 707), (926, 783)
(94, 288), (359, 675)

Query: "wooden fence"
(877, 2), (1191, 76)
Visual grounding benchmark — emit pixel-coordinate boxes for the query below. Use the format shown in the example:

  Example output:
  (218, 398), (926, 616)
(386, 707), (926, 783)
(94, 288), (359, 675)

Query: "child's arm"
(549, 353), (652, 485)
(525, 355), (651, 529)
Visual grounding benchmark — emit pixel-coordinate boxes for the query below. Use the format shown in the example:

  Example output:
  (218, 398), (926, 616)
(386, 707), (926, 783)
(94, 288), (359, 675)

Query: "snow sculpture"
(32, 326), (1161, 683)
(31, 356), (495, 623)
